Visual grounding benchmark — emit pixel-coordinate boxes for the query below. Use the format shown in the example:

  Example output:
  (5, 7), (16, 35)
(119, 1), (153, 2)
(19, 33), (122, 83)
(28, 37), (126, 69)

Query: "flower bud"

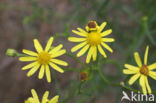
(6, 49), (17, 57)
(120, 81), (125, 87)
(86, 21), (98, 32)
(142, 16), (148, 22)
(79, 72), (88, 82)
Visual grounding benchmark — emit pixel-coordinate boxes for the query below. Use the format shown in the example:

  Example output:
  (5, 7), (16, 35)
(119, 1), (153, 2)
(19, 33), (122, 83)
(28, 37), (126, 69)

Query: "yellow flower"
(25, 89), (59, 103)
(19, 37), (68, 83)
(123, 46), (156, 94)
(68, 21), (115, 63)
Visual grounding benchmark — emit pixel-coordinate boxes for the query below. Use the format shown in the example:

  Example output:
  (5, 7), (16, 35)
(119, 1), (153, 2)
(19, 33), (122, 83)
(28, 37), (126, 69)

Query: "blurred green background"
(0, 0), (156, 103)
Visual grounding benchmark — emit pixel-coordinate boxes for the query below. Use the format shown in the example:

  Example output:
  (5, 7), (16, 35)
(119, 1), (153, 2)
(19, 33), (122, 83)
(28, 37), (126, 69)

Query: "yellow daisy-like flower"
(19, 37), (68, 83)
(25, 89), (59, 103)
(68, 21), (115, 63)
(123, 46), (156, 94)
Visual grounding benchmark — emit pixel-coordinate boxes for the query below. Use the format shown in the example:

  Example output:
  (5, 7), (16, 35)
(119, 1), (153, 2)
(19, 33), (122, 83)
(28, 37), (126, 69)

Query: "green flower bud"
(120, 81), (125, 87)
(6, 49), (17, 57)
(142, 16), (148, 22)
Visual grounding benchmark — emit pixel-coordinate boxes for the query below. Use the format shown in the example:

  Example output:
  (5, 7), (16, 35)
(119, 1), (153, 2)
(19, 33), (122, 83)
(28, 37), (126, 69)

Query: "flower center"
(37, 51), (51, 65)
(140, 65), (149, 76)
(87, 32), (101, 46)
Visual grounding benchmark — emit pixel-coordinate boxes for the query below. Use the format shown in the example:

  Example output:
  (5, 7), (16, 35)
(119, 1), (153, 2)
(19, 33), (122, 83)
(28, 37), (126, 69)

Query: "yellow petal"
(98, 45), (107, 58)
(42, 91), (49, 103)
(145, 76), (151, 94)
(45, 37), (54, 52)
(49, 44), (63, 54)
(149, 71), (156, 80)
(101, 42), (113, 53)
(34, 39), (43, 53)
(68, 37), (86, 42)
(101, 29), (112, 37)
(124, 64), (140, 72)
(139, 75), (147, 94)
(148, 63), (156, 70)
(77, 28), (88, 34)
(22, 49), (38, 56)
(22, 62), (38, 70)
(51, 59), (68, 66)
(24, 100), (28, 103)
(31, 89), (40, 103)
(86, 46), (94, 63)
(27, 64), (40, 77)
(26, 97), (34, 103)
(98, 22), (107, 33)
(38, 65), (45, 79)
(144, 45), (149, 65)
(25, 98), (34, 103)
(139, 75), (145, 86)
(71, 41), (87, 52)
(45, 65), (51, 83)
(92, 46), (97, 61)
(72, 30), (87, 37)
(49, 62), (64, 73)
(123, 69), (138, 74)
(19, 57), (37, 62)
(51, 50), (66, 58)
(77, 44), (90, 57)
(49, 95), (59, 103)
(128, 73), (140, 85)
(102, 38), (115, 42)
(24, 100), (29, 103)
(134, 52), (142, 67)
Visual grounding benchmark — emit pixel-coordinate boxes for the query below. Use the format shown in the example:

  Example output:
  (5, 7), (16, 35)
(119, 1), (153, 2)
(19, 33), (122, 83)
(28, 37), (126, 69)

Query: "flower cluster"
(6, 21), (156, 102)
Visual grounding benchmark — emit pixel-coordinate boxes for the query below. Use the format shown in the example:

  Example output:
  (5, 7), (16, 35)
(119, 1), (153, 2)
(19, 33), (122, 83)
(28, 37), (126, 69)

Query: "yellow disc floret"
(37, 51), (51, 65)
(87, 32), (101, 46)
(140, 65), (149, 76)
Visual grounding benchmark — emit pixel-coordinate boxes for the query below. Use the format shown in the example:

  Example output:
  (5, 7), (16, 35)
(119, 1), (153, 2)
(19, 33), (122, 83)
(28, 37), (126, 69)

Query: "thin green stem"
(16, 53), (28, 57)
(78, 82), (85, 94)
(65, 52), (87, 69)
(98, 68), (139, 93)
(122, 85), (139, 93)
(52, 71), (62, 97)
(144, 22), (156, 46)
(98, 68), (110, 85)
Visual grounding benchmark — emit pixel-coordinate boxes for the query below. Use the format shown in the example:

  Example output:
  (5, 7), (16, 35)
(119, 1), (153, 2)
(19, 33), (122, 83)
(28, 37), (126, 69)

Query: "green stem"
(52, 71), (62, 97)
(65, 52), (87, 69)
(97, 67), (139, 93)
(98, 68), (110, 85)
(78, 82), (85, 94)
(16, 53), (28, 57)
(144, 22), (156, 46)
